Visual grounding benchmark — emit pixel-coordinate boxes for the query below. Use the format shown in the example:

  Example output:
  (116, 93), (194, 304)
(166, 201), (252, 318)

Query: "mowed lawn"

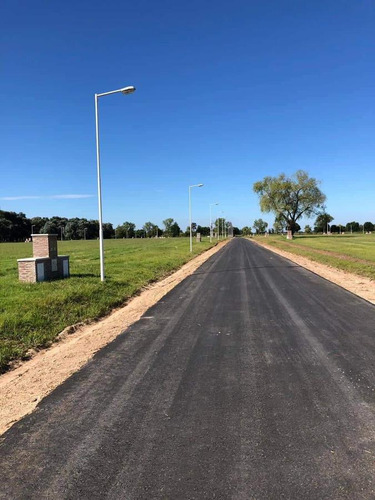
(254, 233), (375, 280)
(0, 237), (216, 372)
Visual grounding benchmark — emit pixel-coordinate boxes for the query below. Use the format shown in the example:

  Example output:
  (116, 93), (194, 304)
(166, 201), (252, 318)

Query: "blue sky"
(1, 0), (374, 231)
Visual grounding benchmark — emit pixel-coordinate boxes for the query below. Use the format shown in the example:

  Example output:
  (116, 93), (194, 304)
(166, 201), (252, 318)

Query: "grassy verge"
(0, 237), (217, 372)
(253, 234), (375, 280)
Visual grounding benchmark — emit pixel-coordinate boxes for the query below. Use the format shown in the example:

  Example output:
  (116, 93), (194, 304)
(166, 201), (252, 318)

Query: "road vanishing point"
(1, 238), (375, 499)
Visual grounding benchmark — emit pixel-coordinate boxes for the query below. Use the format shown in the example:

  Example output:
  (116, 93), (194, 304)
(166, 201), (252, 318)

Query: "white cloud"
(49, 194), (94, 199)
(0, 196), (42, 200)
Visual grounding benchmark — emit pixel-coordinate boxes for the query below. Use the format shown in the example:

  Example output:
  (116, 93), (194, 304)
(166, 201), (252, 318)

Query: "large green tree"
(253, 170), (326, 235)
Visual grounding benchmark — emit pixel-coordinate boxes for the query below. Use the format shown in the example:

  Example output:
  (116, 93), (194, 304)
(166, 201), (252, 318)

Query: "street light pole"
(209, 203), (219, 243)
(95, 85), (136, 281)
(189, 183), (204, 252)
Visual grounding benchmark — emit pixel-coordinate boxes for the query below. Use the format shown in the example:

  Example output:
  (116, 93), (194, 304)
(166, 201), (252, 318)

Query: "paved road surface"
(2, 238), (375, 499)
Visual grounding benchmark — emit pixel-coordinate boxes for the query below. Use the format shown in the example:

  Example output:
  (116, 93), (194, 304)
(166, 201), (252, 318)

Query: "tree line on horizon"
(248, 216), (375, 236)
(0, 210), (241, 243)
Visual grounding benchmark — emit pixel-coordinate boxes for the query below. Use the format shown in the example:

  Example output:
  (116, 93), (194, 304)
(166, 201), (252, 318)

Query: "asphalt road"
(2, 238), (375, 499)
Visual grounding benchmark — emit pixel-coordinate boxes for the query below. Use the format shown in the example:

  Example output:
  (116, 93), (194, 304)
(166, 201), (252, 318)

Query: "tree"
(215, 218), (226, 237)
(143, 222), (157, 238)
(41, 220), (59, 235)
(345, 221), (360, 233)
(0, 217), (12, 242)
(253, 170), (326, 236)
(314, 212), (334, 233)
(253, 219), (268, 234)
(170, 222), (181, 237)
(364, 222), (374, 233)
(135, 229), (145, 238)
(241, 226), (252, 236)
(64, 220), (80, 240)
(0, 211), (31, 242)
(102, 223), (115, 239)
(30, 216), (48, 234)
(273, 215), (286, 234)
(116, 221), (136, 238)
(304, 225), (312, 234)
(163, 218), (175, 237)
(87, 220), (99, 239)
(197, 225), (210, 237)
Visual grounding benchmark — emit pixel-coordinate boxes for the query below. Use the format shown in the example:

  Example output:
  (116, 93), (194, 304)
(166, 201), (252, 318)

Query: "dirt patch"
(252, 238), (375, 305)
(0, 241), (229, 436)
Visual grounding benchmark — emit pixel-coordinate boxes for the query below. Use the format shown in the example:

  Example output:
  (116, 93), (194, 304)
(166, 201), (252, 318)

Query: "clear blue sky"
(1, 0), (374, 231)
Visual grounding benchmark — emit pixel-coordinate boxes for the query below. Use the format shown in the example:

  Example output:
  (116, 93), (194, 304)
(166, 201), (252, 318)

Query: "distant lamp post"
(189, 183), (204, 252)
(84, 228), (87, 240)
(95, 85), (136, 281)
(209, 203), (219, 242)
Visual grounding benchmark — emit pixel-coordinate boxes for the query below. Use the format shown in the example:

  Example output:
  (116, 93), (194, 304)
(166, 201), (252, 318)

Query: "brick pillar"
(32, 234), (58, 258)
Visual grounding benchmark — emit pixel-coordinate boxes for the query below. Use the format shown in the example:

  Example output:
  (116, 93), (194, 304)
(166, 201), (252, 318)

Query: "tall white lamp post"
(189, 183), (204, 252)
(95, 85), (136, 281)
(209, 203), (219, 242)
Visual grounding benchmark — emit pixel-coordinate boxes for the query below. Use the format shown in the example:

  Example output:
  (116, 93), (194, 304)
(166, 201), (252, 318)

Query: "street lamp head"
(121, 86), (136, 95)
(198, 183), (204, 187)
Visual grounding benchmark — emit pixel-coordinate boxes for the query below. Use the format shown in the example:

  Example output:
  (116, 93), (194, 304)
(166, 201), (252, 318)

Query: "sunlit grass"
(254, 233), (375, 280)
(0, 237), (216, 372)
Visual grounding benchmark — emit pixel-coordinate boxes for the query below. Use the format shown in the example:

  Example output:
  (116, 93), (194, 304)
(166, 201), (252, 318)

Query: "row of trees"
(115, 218), (238, 238)
(309, 214), (375, 234)
(0, 212), (115, 242)
(249, 215), (375, 236)
(0, 211), (241, 242)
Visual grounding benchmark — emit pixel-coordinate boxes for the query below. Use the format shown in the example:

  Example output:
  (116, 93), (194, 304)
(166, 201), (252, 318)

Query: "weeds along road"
(1, 237), (375, 499)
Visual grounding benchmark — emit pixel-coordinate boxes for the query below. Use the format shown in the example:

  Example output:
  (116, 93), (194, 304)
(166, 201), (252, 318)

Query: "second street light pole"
(189, 183), (204, 252)
(95, 85), (136, 282)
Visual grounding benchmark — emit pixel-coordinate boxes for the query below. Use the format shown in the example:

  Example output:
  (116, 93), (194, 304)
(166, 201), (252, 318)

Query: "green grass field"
(0, 237), (216, 373)
(254, 233), (375, 280)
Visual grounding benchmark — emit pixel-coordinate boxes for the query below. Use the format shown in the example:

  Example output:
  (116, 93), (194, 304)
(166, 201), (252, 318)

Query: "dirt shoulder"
(251, 237), (375, 305)
(0, 241), (229, 436)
